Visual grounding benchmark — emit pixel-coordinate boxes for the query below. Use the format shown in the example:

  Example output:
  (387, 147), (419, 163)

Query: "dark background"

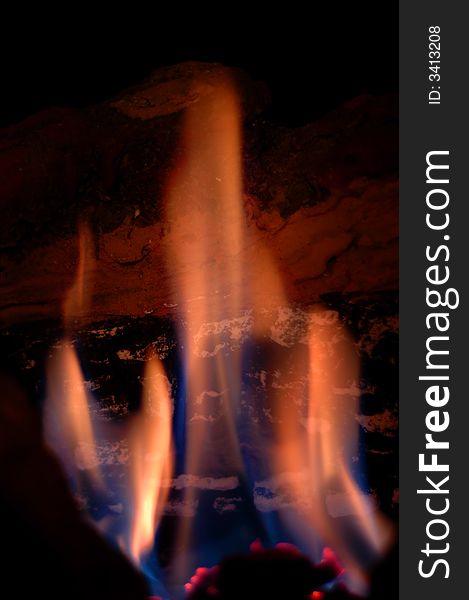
(1, 5), (397, 128)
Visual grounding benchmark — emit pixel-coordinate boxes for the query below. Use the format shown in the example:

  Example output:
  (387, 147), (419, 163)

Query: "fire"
(62, 222), (95, 325)
(45, 342), (104, 489)
(44, 222), (174, 573)
(164, 77), (247, 568)
(163, 74), (392, 591)
(272, 315), (392, 592)
(43, 74), (393, 596)
(45, 223), (103, 489)
(128, 353), (173, 563)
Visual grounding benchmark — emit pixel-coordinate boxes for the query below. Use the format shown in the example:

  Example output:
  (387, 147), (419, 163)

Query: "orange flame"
(45, 224), (102, 488)
(127, 353), (173, 563)
(45, 343), (104, 488)
(164, 74), (393, 587)
(273, 315), (392, 592)
(44, 74), (393, 589)
(45, 223), (174, 566)
(164, 78), (247, 568)
(63, 222), (95, 326)
(165, 77), (244, 318)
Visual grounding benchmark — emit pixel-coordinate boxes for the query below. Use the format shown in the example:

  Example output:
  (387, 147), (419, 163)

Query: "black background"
(1, 4), (397, 128)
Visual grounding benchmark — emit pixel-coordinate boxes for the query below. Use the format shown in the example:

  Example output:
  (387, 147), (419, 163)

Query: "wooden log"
(0, 63), (397, 329)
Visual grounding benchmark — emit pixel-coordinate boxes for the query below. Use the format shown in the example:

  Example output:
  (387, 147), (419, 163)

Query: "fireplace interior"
(0, 19), (398, 599)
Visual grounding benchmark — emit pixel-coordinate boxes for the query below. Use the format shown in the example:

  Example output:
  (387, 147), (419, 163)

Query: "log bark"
(0, 62), (397, 328)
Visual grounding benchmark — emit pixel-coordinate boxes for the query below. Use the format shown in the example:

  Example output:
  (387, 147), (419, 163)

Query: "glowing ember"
(184, 542), (358, 599)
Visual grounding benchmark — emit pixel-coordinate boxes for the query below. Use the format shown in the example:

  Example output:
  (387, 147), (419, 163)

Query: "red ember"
(184, 541), (359, 599)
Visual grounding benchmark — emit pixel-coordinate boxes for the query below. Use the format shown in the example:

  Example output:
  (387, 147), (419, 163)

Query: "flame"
(45, 223), (174, 570)
(43, 74), (393, 593)
(45, 223), (103, 489)
(165, 77), (244, 317)
(164, 78), (246, 567)
(164, 74), (392, 588)
(62, 222), (95, 325)
(45, 342), (103, 488)
(127, 353), (173, 563)
(272, 315), (392, 591)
